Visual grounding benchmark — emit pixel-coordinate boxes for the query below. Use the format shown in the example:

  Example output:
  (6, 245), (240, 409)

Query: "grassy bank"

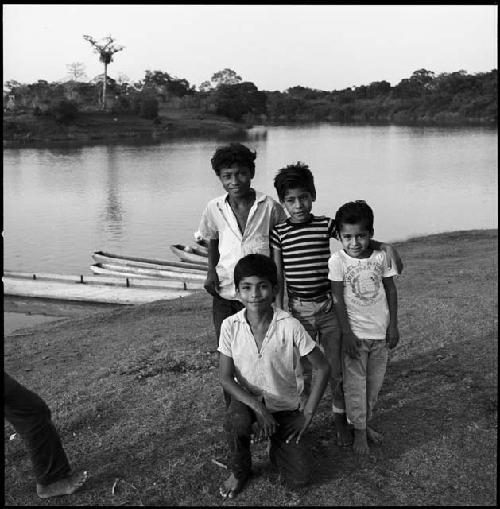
(4, 229), (497, 506)
(3, 105), (246, 148)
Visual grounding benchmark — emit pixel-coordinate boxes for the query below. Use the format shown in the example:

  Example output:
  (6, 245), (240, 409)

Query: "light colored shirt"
(197, 190), (286, 300)
(328, 249), (397, 339)
(218, 307), (317, 412)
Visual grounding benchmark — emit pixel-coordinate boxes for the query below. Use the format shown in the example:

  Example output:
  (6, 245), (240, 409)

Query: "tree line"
(4, 64), (497, 126)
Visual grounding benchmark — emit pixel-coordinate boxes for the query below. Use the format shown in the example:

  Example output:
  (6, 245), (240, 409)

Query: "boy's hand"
(253, 404), (279, 441)
(342, 331), (360, 358)
(282, 411), (313, 444)
(204, 268), (220, 296)
(386, 325), (400, 349)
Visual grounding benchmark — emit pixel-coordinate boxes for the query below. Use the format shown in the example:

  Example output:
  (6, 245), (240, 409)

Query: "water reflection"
(100, 145), (124, 240)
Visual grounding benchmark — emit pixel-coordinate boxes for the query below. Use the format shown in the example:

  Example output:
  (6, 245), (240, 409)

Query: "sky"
(3, 4), (498, 92)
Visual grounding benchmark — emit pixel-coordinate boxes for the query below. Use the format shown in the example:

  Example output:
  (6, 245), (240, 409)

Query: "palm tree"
(83, 34), (124, 110)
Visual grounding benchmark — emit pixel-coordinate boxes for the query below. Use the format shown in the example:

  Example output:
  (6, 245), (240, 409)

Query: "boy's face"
(218, 164), (253, 199)
(236, 276), (278, 312)
(338, 222), (373, 258)
(282, 187), (314, 223)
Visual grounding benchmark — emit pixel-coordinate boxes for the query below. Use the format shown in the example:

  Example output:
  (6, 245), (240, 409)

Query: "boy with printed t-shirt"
(328, 200), (399, 455)
(271, 162), (403, 447)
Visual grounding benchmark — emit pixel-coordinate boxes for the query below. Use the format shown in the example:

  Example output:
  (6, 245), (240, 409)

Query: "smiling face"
(218, 163), (253, 199)
(236, 275), (278, 312)
(282, 187), (314, 223)
(338, 222), (373, 258)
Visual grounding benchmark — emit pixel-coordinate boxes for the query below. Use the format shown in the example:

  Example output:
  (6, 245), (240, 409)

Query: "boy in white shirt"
(328, 201), (399, 455)
(218, 254), (330, 498)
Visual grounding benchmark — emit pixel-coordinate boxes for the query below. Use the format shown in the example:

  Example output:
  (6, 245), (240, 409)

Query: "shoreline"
(4, 114), (496, 150)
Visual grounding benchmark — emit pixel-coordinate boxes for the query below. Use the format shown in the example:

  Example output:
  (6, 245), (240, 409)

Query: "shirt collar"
(221, 189), (266, 205)
(233, 305), (288, 323)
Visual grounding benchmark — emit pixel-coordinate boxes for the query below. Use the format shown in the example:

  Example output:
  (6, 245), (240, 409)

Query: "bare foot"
(36, 470), (88, 499)
(352, 429), (370, 455)
(366, 426), (383, 445)
(334, 413), (353, 447)
(219, 473), (247, 499)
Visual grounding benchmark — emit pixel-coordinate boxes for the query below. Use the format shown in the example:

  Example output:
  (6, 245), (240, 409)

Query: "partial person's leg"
(269, 410), (312, 488)
(316, 306), (351, 446)
(289, 298), (318, 405)
(221, 397), (254, 498)
(342, 341), (370, 454)
(4, 373), (87, 497)
(365, 340), (388, 444)
(213, 296), (244, 407)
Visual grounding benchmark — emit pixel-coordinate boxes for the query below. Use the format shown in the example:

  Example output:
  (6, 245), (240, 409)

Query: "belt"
(289, 293), (331, 303)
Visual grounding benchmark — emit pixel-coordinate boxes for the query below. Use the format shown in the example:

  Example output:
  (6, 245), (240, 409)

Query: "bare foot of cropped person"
(366, 426), (383, 444)
(352, 428), (370, 455)
(36, 469), (88, 499)
(334, 413), (353, 447)
(219, 473), (247, 499)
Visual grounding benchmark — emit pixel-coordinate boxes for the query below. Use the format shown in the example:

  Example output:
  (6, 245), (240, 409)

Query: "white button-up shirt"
(218, 307), (317, 412)
(197, 191), (286, 300)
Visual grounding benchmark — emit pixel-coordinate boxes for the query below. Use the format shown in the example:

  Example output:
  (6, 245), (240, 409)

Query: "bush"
(138, 97), (159, 119)
(51, 100), (78, 124)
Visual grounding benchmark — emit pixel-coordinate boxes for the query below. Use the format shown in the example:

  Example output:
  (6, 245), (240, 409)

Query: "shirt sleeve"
(217, 318), (233, 357)
(197, 204), (219, 240)
(270, 226), (281, 251)
(381, 251), (398, 278)
(328, 252), (345, 281)
(293, 320), (317, 357)
(270, 200), (287, 228)
(327, 217), (336, 238)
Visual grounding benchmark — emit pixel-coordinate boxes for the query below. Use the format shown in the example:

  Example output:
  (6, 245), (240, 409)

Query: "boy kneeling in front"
(218, 254), (331, 498)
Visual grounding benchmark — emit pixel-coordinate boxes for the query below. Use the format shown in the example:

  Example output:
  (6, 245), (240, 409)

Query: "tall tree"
(66, 62), (87, 81)
(211, 68), (242, 87)
(83, 34), (124, 110)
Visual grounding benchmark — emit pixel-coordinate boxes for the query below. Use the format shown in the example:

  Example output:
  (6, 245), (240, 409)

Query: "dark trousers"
(213, 294), (244, 407)
(224, 398), (312, 488)
(4, 372), (71, 486)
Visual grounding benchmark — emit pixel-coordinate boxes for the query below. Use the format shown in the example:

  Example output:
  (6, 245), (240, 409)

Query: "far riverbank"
(4, 229), (497, 506)
(3, 107), (248, 148)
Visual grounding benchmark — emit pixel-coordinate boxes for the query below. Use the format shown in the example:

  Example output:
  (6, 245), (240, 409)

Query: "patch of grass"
(4, 229), (497, 505)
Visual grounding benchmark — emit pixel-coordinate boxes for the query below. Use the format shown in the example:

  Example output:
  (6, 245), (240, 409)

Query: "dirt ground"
(3, 229), (497, 506)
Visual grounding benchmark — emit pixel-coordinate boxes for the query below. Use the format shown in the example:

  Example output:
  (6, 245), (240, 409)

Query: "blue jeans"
(342, 339), (388, 429)
(289, 294), (345, 413)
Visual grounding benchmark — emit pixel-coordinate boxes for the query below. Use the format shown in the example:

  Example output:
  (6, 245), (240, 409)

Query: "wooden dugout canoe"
(3, 271), (199, 305)
(92, 250), (207, 273)
(170, 244), (208, 265)
(89, 265), (204, 290)
(90, 262), (206, 282)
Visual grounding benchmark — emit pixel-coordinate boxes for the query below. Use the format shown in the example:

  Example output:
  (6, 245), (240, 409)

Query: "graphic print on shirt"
(345, 260), (384, 306)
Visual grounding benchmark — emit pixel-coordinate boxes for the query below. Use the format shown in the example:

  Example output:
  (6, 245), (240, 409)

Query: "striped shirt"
(271, 215), (335, 299)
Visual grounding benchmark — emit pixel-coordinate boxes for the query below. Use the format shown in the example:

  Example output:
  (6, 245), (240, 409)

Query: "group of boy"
(198, 142), (403, 498)
(5, 141), (402, 501)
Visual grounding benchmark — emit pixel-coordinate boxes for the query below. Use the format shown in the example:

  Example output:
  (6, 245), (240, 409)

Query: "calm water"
(4, 124), (498, 277)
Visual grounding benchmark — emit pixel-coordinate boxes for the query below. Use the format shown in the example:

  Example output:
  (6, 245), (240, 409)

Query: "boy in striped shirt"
(270, 162), (403, 447)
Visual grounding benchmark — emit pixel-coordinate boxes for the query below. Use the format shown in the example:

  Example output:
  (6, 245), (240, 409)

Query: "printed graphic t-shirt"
(328, 249), (397, 339)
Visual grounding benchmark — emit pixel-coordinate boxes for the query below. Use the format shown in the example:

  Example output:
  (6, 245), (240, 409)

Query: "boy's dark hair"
(334, 200), (374, 236)
(211, 143), (257, 176)
(234, 254), (278, 289)
(273, 161), (316, 202)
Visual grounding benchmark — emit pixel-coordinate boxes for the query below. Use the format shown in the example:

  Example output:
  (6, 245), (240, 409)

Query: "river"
(3, 124), (497, 331)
